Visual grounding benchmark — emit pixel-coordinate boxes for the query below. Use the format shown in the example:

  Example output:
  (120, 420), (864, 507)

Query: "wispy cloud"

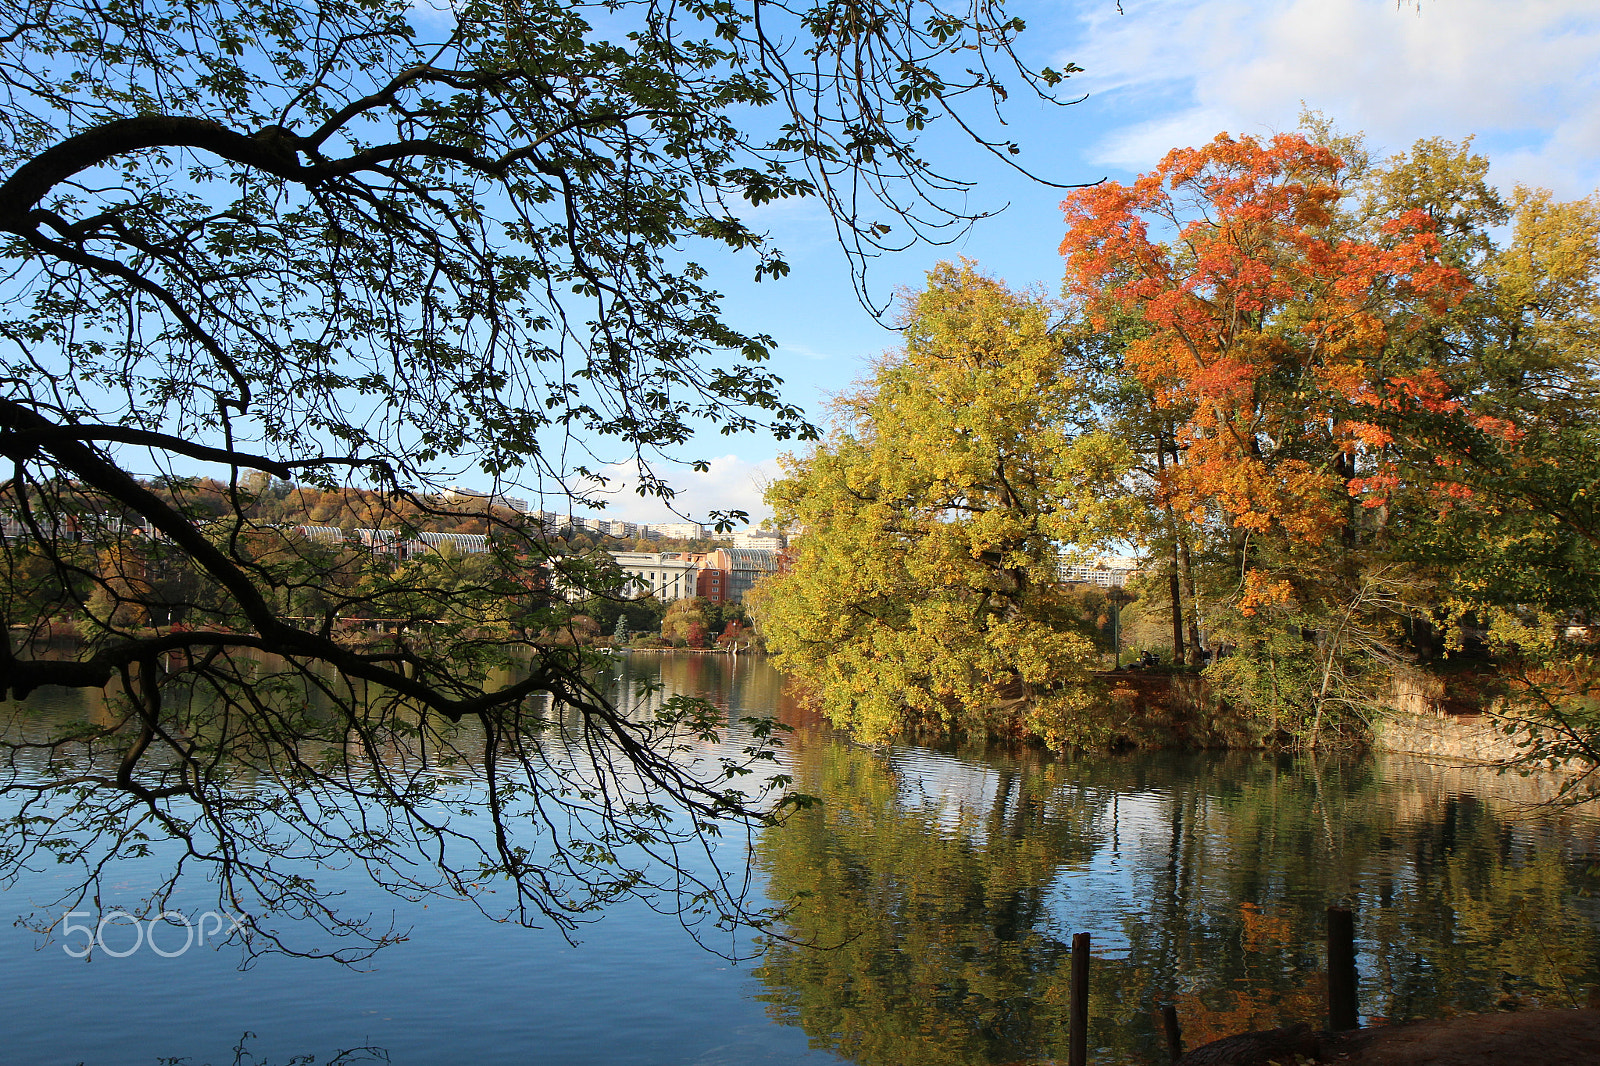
(579, 454), (781, 527)
(1062, 0), (1600, 194)
(776, 342), (837, 362)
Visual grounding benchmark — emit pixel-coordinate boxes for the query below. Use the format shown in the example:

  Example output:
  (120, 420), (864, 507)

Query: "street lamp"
(1107, 586), (1134, 670)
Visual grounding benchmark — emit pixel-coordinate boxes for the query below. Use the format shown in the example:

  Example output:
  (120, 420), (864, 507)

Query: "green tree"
(755, 262), (1130, 747)
(0, 0), (1077, 958)
(1311, 134), (1600, 761)
(1403, 183), (1600, 616)
(1380, 180), (1600, 783)
(662, 596), (712, 644)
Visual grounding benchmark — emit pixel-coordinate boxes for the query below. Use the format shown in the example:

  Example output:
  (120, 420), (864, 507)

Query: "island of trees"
(753, 119), (1600, 775)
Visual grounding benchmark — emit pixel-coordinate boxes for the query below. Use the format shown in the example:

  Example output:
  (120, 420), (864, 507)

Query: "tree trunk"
(1170, 569), (1184, 662)
(1155, 430), (1186, 664)
(1178, 529), (1203, 666)
(1164, 435), (1204, 667)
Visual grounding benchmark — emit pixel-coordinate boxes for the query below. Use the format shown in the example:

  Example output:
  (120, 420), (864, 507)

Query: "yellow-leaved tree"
(752, 262), (1131, 748)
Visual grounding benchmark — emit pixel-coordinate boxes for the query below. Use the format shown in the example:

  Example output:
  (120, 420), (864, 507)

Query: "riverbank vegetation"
(755, 118), (1600, 764)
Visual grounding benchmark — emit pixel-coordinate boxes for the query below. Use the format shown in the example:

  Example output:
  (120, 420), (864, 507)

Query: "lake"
(3, 653), (1598, 1065)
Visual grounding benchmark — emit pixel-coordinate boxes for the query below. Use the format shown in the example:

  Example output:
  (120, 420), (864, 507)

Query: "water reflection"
(3, 652), (1599, 1065)
(753, 725), (1600, 1065)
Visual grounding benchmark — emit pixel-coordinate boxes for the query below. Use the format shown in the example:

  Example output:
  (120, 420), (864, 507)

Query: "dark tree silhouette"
(0, 0), (1081, 959)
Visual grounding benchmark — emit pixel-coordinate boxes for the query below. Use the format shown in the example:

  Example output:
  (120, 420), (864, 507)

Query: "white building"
(353, 527), (403, 554)
(1057, 553), (1144, 588)
(441, 486), (531, 513)
(720, 530), (785, 550)
(607, 551), (699, 601)
(526, 510), (564, 535)
(352, 528), (489, 561)
(291, 525), (346, 546)
(646, 521), (703, 541)
(412, 531), (489, 556)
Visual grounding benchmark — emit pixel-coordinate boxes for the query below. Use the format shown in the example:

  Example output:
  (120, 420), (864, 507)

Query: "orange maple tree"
(1061, 133), (1468, 592)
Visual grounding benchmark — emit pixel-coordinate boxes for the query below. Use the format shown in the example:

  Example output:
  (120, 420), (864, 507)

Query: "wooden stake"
(1161, 1002), (1184, 1063)
(1328, 905), (1359, 1032)
(1070, 931), (1090, 1066)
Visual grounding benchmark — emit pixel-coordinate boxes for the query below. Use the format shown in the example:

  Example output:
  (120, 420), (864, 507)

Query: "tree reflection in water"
(754, 740), (1600, 1066)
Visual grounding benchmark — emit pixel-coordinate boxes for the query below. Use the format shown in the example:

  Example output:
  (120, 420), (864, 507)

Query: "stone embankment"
(1370, 665), (1532, 765)
(1371, 666), (1600, 801)
(1371, 707), (1529, 764)
(1100, 662), (1575, 773)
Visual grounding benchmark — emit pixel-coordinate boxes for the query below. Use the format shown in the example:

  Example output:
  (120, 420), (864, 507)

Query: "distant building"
(291, 525), (346, 546)
(720, 547), (782, 600)
(733, 530), (785, 550)
(353, 527), (403, 555)
(2, 511), (137, 543)
(708, 529), (786, 550)
(600, 546), (781, 604)
(526, 510), (564, 535)
(412, 531), (489, 556)
(519, 512), (646, 540)
(442, 486), (531, 513)
(350, 528), (490, 561)
(607, 551), (699, 601)
(646, 521), (703, 541)
(677, 547), (780, 601)
(696, 567), (727, 603)
(1057, 553), (1143, 588)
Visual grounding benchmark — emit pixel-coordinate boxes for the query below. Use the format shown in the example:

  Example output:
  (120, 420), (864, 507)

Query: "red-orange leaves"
(1061, 131), (1467, 547)
(1238, 569), (1296, 616)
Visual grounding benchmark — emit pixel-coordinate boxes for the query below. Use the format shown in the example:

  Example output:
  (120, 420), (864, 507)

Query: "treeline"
(92, 474), (719, 552)
(0, 475), (734, 647)
(753, 117), (1600, 758)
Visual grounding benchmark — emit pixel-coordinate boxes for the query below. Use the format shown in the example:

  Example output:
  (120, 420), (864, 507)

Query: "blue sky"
(583, 0), (1600, 528)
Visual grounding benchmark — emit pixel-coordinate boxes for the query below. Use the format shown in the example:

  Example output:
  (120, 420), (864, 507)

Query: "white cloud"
(1089, 107), (1237, 171)
(578, 454), (781, 528)
(776, 341), (838, 362)
(1063, 0), (1600, 195)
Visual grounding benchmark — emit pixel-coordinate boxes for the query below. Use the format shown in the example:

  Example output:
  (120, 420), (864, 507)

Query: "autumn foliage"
(755, 124), (1600, 755)
(1061, 132), (1468, 547)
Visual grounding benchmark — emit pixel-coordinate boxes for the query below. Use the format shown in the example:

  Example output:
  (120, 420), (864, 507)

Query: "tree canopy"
(757, 123), (1600, 762)
(1057, 129), (1479, 741)
(1058, 126), (1600, 752)
(0, 0), (1080, 957)
(754, 262), (1129, 747)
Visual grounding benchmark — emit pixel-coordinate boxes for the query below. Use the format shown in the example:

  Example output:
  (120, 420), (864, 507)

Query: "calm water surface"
(3, 653), (1598, 1065)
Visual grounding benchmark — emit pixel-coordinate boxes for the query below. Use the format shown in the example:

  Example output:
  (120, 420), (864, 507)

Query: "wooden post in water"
(1161, 1002), (1184, 1063)
(1070, 931), (1090, 1066)
(1327, 905), (1359, 1032)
